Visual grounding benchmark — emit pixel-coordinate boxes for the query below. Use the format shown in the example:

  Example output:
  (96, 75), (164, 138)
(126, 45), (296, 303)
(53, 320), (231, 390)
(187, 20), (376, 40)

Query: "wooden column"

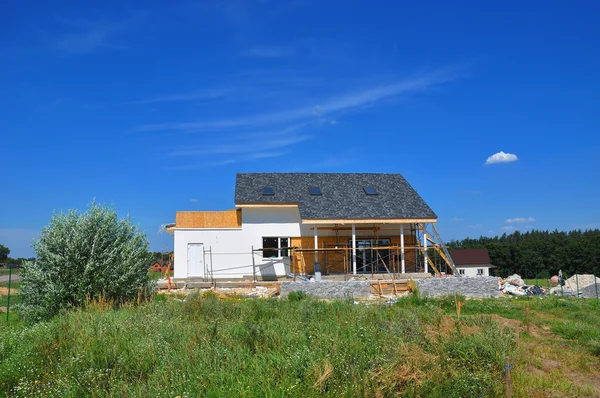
(314, 225), (319, 264)
(400, 224), (406, 274)
(423, 223), (428, 273)
(352, 223), (357, 275)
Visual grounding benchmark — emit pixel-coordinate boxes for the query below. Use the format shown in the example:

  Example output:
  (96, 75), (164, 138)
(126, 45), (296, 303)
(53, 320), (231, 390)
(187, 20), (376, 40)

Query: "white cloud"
(130, 89), (231, 105)
(189, 198), (198, 202)
(505, 217), (535, 223)
(136, 70), (459, 133)
(53, 14), (141, 54)
(168, 127), (311, 157)
(484, 151), (518, 165)
(467, 224), (483, 229)
(168, 152), (285, 171)
(451, 217), (464, 222)
(501, 226), (516, 231)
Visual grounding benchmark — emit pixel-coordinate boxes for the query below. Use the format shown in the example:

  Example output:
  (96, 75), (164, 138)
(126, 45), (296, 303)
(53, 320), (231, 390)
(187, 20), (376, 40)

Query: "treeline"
(448, 229), (600, 277)
(0, 243), (35, 266)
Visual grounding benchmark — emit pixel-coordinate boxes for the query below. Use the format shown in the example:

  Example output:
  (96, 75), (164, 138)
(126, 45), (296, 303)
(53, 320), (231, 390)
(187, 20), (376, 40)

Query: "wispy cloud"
(243, 45), (295, 58)
(452, 217), (464, 222)
(485, 151), (518, 165)
(168, 152), (286, 171)
(168, 126), (311, 157)
(53, 15), (140, 54)
(136, 70), (459, 133)
(501, 226), (516, 231)
(505, 217), (535, 223)
(189, 198), (198, 202)
(129, 89), (231, 105)
(467, 224), (483, 229)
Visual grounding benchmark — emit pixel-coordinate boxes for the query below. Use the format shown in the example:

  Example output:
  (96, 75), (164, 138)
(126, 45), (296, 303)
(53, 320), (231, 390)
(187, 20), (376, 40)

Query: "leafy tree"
(448, 229), (600, 277)
(0, 244), (9, 262)
(19, 201), (154, 321)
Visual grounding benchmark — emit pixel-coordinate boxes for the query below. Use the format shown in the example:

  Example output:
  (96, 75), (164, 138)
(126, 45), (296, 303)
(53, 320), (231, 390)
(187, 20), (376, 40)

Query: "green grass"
(0, 269), (20, 276)
(0, 292), (599, 397)
(148, 271), (173, 280)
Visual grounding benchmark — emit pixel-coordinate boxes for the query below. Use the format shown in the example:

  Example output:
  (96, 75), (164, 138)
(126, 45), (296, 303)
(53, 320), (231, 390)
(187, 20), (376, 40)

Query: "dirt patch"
(568, 370), (600, 396)
(489, 314), (562, 340)
(0, 287), (18, 295)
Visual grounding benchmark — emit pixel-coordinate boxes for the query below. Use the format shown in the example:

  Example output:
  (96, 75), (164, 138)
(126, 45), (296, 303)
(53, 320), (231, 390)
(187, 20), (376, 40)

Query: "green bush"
(18, 201), (154, 322)
(288, 290), (308, 301)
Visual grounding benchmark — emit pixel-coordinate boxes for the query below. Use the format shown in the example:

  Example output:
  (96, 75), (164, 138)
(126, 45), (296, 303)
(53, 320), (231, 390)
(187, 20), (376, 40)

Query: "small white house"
(448, 249), (496, 276)
(169, 173), (454, 280)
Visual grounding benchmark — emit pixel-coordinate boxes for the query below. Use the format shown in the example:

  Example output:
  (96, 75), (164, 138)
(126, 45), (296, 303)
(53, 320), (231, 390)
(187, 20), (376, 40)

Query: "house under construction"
(167, 173), (456, 281)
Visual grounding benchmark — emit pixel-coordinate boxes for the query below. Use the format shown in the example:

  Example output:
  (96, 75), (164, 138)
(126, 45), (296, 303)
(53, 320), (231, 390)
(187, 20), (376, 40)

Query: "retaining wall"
(280, 281), (372, 299)
(414, 276), (500, 298)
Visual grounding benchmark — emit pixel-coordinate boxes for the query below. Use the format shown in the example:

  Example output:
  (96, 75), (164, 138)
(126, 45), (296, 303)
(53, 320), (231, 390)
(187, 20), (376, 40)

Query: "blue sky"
(2, 1), (599, 257)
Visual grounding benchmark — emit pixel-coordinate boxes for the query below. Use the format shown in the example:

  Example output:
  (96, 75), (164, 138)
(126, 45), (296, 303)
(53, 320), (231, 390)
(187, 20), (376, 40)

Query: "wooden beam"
(302, 218), (438, 225)
(235, 203), (298, 208)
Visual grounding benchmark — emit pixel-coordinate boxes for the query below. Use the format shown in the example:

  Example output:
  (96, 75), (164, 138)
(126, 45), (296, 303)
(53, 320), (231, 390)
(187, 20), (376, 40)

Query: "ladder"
(431, 224), (458, 275)
(417, 224), (458, 276)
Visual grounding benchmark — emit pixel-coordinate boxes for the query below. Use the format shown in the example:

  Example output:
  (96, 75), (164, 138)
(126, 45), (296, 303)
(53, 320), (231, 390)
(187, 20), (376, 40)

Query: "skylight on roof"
(263, 187), (274, 195)
(364, 187), (377, 195)
(309, 187), (322, 195)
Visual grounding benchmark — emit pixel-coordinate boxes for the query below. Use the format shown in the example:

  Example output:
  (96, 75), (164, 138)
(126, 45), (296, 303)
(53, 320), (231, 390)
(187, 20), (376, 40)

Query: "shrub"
(18, 201), (154, 321)
(288, 290), (308, 301)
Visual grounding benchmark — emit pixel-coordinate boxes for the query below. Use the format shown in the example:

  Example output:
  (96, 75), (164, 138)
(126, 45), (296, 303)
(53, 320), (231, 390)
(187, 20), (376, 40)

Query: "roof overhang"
(236, 203), (299, 208)
(301, 218), (438, 225)
(164, 223), (176, 234)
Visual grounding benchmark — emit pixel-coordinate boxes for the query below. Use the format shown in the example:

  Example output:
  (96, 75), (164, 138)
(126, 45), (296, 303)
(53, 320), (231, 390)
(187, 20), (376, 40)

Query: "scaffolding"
(180, 222), (456, 282)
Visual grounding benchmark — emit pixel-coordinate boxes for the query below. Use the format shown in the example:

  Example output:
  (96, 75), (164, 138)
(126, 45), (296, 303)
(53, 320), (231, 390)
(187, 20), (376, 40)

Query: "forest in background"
(448, 229), (600, 277)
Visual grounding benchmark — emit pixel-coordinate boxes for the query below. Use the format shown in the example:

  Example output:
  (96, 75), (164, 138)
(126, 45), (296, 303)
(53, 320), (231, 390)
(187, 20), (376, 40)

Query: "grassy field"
(0, 288), (599, 397)
(0, 269), (20, 276)
(148, 271), (173, 280)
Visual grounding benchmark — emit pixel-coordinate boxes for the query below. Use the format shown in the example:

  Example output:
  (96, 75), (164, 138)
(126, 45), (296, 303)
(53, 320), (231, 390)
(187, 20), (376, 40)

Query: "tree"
(0, 244), (9, 262)
(19, 201), (154, 321)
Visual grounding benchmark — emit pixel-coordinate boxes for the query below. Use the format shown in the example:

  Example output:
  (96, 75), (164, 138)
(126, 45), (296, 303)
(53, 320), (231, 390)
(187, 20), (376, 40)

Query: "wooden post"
(378, 280), (382, 297)
(252, 245), (256, 282)
(505, 356), (512, 398)
(515, 327), (520, 348)
(352, 224), (357, 275)
(392, 274), (398, 297)
(525, 308), (530, 334)
(423, 224), (428, 273)
(400, 224), (406, 274)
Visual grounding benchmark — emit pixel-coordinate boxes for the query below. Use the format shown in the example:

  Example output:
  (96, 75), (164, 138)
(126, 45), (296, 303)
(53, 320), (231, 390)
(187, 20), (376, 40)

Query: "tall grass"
(0, 294), (517, 397)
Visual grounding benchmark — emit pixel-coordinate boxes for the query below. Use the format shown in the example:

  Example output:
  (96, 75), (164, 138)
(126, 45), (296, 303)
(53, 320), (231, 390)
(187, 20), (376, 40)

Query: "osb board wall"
(176, 210), (242, 229)
(290, 234), (419, 275)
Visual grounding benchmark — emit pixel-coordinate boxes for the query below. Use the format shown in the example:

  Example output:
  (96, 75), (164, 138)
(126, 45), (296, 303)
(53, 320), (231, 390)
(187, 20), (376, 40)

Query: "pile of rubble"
(498, 274), (546, 296)
(549, 274), (600, 298)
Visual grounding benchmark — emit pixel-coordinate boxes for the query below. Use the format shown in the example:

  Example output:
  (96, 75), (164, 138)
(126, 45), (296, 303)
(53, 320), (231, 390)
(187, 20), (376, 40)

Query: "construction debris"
(504, 274), (525, 287)
(549, 274), (600, 297)
(498, 275), (546, 296)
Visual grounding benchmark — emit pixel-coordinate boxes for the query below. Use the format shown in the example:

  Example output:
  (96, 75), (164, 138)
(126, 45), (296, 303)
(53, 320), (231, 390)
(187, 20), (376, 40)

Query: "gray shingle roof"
(235, 173), (437, 220)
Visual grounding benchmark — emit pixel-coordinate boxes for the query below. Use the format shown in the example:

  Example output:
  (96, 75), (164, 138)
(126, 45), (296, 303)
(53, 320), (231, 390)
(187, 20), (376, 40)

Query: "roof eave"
(301, 218), (438, 225)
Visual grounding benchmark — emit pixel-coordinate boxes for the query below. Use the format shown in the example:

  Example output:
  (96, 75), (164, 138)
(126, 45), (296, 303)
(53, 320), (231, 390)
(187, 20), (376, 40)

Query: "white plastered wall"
(174, 207), (312, 279)
(456, 266), (492, 277)
(174, 211), (419, 279)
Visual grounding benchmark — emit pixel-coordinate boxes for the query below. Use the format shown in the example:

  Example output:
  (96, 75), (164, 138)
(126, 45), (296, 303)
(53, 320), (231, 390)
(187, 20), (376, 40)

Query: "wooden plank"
(176, 210), (242, 228)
